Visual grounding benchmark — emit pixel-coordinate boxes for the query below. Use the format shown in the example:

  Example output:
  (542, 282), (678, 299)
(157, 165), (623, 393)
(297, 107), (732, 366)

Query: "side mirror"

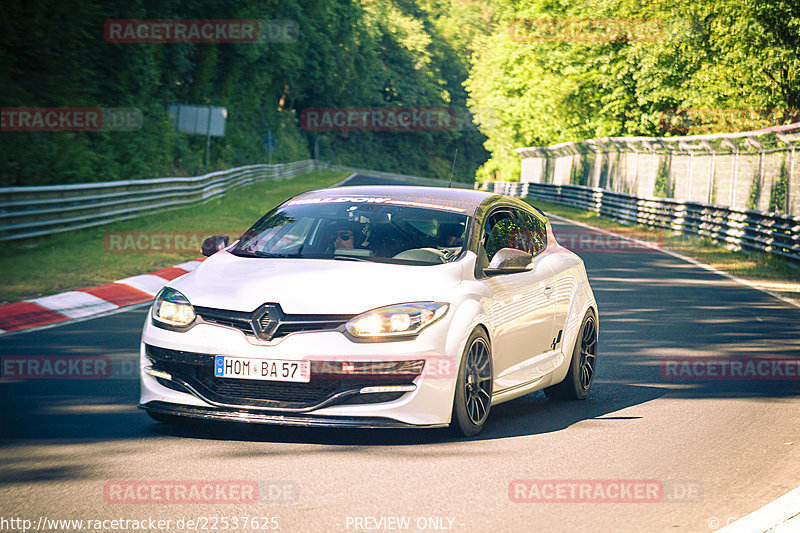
(201, 235), (230, 256)
(483, 248), (532, 276)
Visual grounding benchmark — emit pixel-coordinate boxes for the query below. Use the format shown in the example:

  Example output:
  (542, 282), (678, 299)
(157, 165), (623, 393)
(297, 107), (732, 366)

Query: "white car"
(139, 185), (598, 436)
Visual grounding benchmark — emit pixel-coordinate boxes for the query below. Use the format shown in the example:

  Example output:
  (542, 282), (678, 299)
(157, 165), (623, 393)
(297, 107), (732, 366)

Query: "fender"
(550, 271), (598, 385)
(441, 296), (493, 411)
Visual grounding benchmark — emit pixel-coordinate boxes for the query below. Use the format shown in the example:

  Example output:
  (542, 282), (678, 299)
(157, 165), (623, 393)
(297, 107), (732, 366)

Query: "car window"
(482, 210), (518, 263)
(513, 210), (547, 256)
(230, 200), (470, 266)
(262, 216), (317, 253)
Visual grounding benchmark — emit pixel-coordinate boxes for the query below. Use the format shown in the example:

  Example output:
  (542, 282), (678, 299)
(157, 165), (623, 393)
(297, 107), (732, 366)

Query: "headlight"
(345, 302), (449, 340)
(151, 287), (196, 328)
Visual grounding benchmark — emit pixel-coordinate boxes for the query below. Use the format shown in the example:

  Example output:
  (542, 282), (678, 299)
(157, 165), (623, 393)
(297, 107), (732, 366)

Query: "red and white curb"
(0, 259), (204, 335)
(0, 173), (357, 336)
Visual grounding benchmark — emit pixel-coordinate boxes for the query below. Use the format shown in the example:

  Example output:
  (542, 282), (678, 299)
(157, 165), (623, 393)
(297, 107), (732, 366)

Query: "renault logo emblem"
(251, 305), (280, 340)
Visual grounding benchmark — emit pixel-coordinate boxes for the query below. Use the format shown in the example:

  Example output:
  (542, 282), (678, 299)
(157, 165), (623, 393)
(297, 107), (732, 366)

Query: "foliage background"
(0, 0), (492, 185)
(466, 0), (800, 180)
(2, 0), (797, 185)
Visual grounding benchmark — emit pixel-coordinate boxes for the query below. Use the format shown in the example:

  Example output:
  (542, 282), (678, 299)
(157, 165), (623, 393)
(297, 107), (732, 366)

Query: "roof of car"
(289, 185), (502, 215)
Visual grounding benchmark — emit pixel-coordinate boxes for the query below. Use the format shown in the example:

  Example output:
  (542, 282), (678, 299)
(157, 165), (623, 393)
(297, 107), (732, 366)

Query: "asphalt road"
(1, 175), (799, 533)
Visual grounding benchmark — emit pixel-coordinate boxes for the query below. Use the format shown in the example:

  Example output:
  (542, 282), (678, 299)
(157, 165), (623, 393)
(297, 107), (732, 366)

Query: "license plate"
(214, 356), (310, 383)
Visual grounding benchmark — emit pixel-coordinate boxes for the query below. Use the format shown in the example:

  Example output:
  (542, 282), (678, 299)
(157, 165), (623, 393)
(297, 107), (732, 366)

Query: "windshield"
(229, 199), (470, 265)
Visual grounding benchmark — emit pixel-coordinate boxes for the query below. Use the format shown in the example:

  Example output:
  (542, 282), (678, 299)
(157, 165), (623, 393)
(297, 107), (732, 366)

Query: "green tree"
(0, 0), (489, 185)
(466, 0), (800, 181)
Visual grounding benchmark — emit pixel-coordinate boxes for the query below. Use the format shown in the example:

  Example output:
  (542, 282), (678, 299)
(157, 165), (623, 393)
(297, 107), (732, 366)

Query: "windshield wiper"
(257, 252), (306, 258)
(331, 255), (376, 262)
(230, 250), (301, 258)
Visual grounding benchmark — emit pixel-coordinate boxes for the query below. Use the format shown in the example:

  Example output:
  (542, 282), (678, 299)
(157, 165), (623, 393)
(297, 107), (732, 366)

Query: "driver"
(330, 222), (368, 251)
(334, 228), (355, 249)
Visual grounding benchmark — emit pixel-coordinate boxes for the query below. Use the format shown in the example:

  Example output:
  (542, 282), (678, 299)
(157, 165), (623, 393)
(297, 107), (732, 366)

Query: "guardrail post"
(789, 147), (795, 214)
(687, 153), (694, 200)
(775, 131), (797, 215)
(649, 150), (657, 198)
(700, 140), (716, 204)
(708, 152), (715, 203)
(759, 151), (765, 210)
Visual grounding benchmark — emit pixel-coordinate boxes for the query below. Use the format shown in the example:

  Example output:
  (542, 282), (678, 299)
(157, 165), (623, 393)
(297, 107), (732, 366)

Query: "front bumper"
(139, 309), (463, 427)
(139, 401), (447, 429)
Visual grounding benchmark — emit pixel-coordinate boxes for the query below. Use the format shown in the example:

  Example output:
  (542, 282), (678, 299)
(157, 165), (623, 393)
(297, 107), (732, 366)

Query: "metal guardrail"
(478, 181), (800, 264)
(0, 161), (470, 241)
(0, 160), (319, 241)
(328, 165), (474, 189)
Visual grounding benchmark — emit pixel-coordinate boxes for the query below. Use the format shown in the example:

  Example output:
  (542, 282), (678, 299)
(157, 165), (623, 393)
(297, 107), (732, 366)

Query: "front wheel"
(545, 310), (598, 400)
(451, 329), (493, 437)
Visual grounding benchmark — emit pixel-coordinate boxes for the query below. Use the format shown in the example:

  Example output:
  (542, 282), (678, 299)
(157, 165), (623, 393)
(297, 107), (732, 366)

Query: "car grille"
(194, 305), (353, 340)
(146, 345), (411, 409)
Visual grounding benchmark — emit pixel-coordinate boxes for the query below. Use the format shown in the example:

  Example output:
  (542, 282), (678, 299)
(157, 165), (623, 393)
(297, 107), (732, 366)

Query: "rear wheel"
(451, 329), (493, 437)
(545, 311), (597, 400)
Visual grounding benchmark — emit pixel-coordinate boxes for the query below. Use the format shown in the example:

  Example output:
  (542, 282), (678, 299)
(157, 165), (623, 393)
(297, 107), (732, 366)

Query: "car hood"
(169, 251), (465, 314)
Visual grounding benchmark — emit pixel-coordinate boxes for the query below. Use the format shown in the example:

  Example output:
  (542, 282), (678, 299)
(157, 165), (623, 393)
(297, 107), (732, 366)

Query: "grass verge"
(1, 170), (349, 303)
(527, 199), (800, 305)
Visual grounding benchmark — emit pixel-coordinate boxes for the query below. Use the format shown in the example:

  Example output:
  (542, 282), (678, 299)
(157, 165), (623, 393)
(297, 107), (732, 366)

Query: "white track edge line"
(717, 485), (800, 533)
(546, 213), (800, 310)
(332, 173), (359, 187)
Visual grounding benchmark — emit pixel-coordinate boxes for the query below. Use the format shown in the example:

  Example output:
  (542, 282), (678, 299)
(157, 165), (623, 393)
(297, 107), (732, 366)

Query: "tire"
(545, 310), (598, 401)
(451, 329), (493, 437)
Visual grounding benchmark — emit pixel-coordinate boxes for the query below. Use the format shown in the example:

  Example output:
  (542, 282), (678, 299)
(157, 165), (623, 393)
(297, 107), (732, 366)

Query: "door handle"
(544, 286), (554, 296)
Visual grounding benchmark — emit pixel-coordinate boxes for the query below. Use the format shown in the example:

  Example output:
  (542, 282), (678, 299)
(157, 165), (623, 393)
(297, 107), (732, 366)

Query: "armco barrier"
(328, 164), (474, 189)
(478, 181), (800, 264)
(0, 160), (319, 241)
(0, 161), (467, 241)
